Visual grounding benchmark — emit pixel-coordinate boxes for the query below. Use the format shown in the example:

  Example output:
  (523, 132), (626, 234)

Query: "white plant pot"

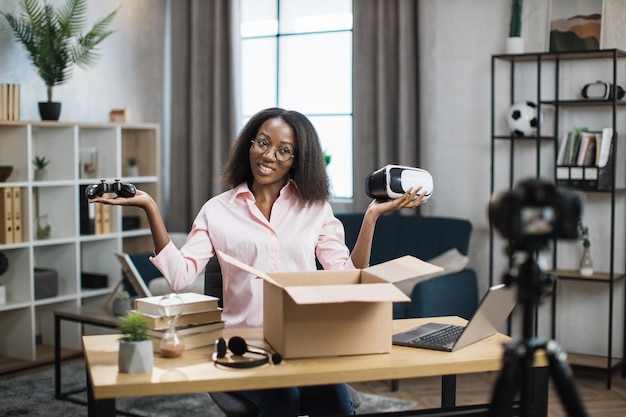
(0, 285), (6, 304)
(506, 37), (524, 54)
(118, 340), (154, 373)
(126, 165), (139, 177)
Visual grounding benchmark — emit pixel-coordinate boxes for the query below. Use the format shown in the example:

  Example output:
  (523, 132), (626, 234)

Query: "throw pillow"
(394, 248), (469, 296)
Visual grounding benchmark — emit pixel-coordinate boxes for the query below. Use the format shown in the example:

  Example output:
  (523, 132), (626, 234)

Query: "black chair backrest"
(204, 256), (223, 308)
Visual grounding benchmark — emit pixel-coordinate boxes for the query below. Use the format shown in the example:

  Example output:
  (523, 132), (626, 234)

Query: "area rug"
(1, 361), (416, 416)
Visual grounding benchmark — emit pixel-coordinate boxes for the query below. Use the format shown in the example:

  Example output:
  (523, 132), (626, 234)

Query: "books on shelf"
(137, 308), (223, 330)
(0, 84), (20, 121)
(0, 187), (22, 244)
(556, 127), (613, 168)
(134, 292), (220, 316)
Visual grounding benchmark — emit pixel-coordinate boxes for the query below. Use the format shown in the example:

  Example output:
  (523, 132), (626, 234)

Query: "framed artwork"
(548, 0), (604, 52)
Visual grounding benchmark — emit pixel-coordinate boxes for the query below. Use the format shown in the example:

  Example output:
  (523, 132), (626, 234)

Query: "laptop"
(392, 283), (517, 352)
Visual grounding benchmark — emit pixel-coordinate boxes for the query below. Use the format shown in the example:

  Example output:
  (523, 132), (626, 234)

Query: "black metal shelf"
(490, 48), (626, 389)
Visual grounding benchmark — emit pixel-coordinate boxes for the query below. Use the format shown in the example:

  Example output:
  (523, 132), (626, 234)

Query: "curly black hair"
(221, 108), (330, 202)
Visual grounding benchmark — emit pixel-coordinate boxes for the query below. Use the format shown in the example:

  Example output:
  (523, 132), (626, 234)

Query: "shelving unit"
(0, 121), (160, 373)
(490, 49), (626, 389)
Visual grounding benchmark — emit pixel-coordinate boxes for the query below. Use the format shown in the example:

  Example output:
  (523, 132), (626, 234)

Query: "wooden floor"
(351, 366), (626, 417)
(2, 355), (625, 416)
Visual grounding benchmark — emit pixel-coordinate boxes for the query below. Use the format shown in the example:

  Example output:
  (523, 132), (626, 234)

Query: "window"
(240, 0), (353, 199)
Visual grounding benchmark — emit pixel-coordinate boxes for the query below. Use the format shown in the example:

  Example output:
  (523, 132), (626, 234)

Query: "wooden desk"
(83, 317), (548, 417)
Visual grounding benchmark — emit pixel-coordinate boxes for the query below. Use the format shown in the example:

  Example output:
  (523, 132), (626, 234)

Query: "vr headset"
(365, 165), (433, 200)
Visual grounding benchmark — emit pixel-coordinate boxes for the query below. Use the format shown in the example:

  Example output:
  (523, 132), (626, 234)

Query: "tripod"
(489, 249), (589, 417)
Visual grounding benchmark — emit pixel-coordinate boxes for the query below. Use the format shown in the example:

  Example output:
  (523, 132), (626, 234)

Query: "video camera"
(489, 178), (582, 249)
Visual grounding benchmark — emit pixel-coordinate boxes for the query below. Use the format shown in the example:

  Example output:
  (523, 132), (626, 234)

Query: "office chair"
(203, 257), (362, 416)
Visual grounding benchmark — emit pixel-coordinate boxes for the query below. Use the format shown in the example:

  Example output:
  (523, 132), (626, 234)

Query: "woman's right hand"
(89, 189), (154, 209)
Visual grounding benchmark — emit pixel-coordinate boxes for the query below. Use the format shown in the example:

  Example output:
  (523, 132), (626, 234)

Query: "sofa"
(334, 213), (479, 320)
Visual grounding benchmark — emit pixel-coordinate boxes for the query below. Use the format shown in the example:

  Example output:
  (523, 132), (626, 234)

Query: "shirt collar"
(229, 179), (299, 204)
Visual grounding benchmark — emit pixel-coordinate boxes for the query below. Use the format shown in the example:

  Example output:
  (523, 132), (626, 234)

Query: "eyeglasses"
(250, 138), (295, 162)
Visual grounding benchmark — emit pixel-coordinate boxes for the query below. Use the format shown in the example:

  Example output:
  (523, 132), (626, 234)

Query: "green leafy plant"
(32, 156), (50, 170)
(509, 0), (522, 38)
(117, 311), (150, 342)
(128, 157), (137, 167)
(115, 290), (130, 300)
(578, 220), (590, 248)
(1, 0), (118, 103)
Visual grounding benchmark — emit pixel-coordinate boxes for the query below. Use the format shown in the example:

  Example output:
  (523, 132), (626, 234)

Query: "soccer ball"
(506, 101), (539, 137)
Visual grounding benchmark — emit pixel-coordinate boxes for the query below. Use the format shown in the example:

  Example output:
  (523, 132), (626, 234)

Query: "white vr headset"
(365, 165), (433, 201)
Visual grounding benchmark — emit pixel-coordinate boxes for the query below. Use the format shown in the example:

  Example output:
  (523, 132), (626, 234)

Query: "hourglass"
(158, 293), (185, 358)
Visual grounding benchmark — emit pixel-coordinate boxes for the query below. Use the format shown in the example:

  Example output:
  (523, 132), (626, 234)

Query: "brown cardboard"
(217, 251), (443, 358)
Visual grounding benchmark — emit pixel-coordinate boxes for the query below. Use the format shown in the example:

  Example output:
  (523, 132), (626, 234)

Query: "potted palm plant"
(1, 0), (118, 120)
(507, 0), (524, 54)
(117, 311), (153, 373)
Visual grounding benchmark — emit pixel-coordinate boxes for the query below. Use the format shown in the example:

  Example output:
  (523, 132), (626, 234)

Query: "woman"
(91, 107), (425, 416)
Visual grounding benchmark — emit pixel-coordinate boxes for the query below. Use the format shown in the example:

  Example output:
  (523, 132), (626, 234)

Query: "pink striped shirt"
(151, 181), (355, 328)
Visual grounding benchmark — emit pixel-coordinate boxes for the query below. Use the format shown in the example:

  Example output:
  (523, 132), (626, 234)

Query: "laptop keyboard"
(407, 325), (464, 349)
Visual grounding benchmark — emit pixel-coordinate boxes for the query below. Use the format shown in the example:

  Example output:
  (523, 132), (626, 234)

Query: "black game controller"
(85, 179), (137, 200)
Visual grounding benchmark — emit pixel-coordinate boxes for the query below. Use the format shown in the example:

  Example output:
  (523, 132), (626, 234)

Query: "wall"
(0, 0), (165, 124)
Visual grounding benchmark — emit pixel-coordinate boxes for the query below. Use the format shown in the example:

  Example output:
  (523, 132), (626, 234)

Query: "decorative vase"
(579, 246), (593, 276)
(35, 214), (51, 239)
(118, 340), (154, 373)
(38, 102), (62, 121)
(506, 37), (524, 54)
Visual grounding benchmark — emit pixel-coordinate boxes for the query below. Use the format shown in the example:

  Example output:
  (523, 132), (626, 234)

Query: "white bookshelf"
(0, 121), (160, 367)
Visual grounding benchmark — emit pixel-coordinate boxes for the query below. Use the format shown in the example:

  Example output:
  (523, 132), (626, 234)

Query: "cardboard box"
(218, 251), (443, 359)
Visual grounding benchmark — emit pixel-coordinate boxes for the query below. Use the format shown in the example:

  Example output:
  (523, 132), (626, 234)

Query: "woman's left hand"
(366, 187), (426, 217)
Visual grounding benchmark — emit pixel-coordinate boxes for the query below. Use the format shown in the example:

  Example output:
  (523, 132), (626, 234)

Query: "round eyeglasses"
(251, 138), (295, 162)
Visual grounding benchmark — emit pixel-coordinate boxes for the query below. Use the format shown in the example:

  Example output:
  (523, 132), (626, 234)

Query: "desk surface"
(83, 317), (543, 400)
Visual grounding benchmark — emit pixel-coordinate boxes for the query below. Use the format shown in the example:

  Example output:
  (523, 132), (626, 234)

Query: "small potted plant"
(126, 157), (139, 177)
(578, 220), (593, 276)
(0, 251), (8, 304)
(112, 289), (132, 316)
(507, 0), (524, 54)
(117, 311), (153, 373)
(32, 156), (50, 181)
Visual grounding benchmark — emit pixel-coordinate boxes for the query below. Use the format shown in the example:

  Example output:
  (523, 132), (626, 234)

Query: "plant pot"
(118, 340), (153, 373)
(34, 169), (48, 181)
(126, 165), (139, 177)
(113, 299), (133, 316)
(38, 102), (61, 121)
(0, 285), (6, 304)
(506, 37), (524, 54)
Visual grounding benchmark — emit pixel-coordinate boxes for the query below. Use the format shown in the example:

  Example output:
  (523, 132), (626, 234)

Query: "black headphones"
(212, 336), (282, 369)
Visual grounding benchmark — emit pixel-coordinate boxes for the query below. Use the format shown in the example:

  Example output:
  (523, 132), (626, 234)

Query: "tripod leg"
(545, 340), (589, 417)
(489, 341), (523, 417)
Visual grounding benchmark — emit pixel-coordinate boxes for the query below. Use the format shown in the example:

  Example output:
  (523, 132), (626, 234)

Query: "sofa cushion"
(394, 248), (469, 296)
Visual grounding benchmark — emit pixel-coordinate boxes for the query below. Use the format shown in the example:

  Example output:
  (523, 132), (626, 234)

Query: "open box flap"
(364, 255), (443, 284)
(217, 250), (282, 287)
(284, 283), (410, 305)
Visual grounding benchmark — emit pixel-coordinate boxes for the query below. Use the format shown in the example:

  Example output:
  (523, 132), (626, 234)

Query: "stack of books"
(133, 292), (224, 352)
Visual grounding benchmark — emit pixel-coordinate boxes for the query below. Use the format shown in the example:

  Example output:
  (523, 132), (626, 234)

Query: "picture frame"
(547, 0), (604, 52)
